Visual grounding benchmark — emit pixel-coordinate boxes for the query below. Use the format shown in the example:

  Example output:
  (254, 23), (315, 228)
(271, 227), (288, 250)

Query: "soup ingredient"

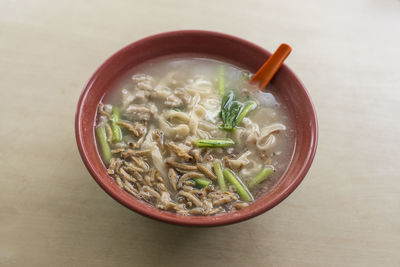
(220, 91), (256, 130)
(213, 161), (227, 191)
(96, 57), (293, 216)
(220, 91), (241, 130)
(193, 178), (211, 188)
(110, 107), (122, 142)
(248, 167), (274, 189)
(196, 163), (216, 180)
(105, 145), (248, 215)
(223, 168), (253, 202)
(96, 127), (112, 163)
(235, 101), (256, 126)
(195, 138), (235, 148)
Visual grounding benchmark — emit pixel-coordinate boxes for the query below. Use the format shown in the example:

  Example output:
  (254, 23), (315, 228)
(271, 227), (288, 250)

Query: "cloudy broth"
(95, 56), (294, 215)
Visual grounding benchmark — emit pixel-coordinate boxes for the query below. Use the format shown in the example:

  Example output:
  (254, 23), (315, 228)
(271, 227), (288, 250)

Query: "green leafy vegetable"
(195, 138), (235, 148)
(96, 126), (112, 164)
(111, 106), (122, 142)
(248, 167), (274, 189)
(223, 168), (253, 202)
(193, 178), (211, 188)
(220, 91), (240, 130)
(213, 161), (227, 191)
(220, 91), (256, 130)
(235, 101), (256, 126)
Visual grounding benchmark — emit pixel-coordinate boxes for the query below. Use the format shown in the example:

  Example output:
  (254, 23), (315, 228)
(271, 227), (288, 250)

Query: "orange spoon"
(250, 43), (292, 89)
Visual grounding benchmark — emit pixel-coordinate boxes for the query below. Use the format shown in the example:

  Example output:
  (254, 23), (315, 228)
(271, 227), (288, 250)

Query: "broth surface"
(96, 56), (294, 215)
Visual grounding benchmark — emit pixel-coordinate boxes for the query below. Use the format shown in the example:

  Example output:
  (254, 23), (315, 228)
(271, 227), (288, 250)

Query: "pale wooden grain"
(0, 0), (399, 266)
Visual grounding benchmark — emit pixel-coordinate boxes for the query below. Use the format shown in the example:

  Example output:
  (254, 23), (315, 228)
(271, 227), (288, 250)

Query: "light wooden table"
(1, 0), (399, 266)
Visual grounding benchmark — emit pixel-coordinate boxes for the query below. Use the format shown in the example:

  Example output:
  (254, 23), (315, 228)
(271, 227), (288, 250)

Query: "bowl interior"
(75, 30), (318, 226)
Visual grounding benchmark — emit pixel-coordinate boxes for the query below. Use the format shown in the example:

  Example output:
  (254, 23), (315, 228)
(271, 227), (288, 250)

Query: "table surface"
(1, 0), (399, 266)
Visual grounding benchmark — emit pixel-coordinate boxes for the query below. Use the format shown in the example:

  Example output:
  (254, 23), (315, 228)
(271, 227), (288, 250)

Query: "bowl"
(75, 30), (318, 226)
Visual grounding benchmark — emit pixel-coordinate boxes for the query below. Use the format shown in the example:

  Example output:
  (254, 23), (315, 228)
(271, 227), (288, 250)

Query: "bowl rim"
(75, 30), (318, 226)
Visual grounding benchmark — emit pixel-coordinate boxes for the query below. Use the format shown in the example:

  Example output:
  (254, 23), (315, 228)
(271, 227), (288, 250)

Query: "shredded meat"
(190, 149), (203, 163)
(168, 168), (178, 192)
(119, 168), (137, 183)
(105, 123), (113, 144)
(124, 180), (138, 194)
(135, 181), (143, 192)
(134, 122), (147, 136)
(114, 159), (124, 175)
(131, 157), (148, 171)
(107, 158), (117, 175)
(153, 172), (163, 185)
(182, 185), (194, 192)
(188, 207), (203, 215)
(142, 186), (161, 200)
(98, 104), (112, 119)
(124, 182), (140, 198)
(157, 192), (179, 211)
(116, 121), (139, 137)
(183, 180), (196, 187)
(149, 169), (156, 184)
(152, 130), (164, 151)
(233, 202), (249, 210)
(132, 171), (145, 184)
(144, 175), (152, 187)
(166, 158), (197, 171)
(121, 149), (152, 158)
(133, 135), (146, 149)
(166, 142), (193, 161)
(179, 191), (203, 207)
(111, 148), (125, 154)
(196, 163), (216, 180)
(208, 191), (239, 207)
(156, 183), (169, 193)
(178, 172), (205, 188)
(115, 175), (124, 188)
(124, 161), (143, 173)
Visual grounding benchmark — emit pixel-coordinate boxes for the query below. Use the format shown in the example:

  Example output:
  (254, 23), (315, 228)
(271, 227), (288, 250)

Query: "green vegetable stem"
(96, 126), (112, 164)
(235, 101), (256, 126)
(220, 91), (256, 130)
(213, 161), (227, 191)
(223, 168), (253, 202)
(193, 178), (212, 188)
(195, 138), (235, 148)
(248, 167), (274, 189)
(110, 106), (122, 142)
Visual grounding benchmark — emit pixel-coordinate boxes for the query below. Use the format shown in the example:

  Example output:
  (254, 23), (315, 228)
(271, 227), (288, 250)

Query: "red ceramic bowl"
(75, 30), (318, 226)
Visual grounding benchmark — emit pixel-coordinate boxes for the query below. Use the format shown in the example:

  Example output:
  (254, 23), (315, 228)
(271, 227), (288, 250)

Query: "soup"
(95, 57), (294, 216)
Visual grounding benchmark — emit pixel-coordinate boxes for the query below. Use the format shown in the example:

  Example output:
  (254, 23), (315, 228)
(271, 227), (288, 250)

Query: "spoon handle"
(250, 43), (292, 89)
